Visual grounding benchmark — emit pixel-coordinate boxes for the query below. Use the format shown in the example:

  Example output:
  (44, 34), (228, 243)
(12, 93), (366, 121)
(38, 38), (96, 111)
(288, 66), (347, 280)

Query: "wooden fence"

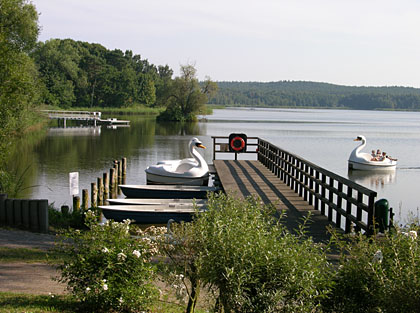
(0, 194), (49, 233)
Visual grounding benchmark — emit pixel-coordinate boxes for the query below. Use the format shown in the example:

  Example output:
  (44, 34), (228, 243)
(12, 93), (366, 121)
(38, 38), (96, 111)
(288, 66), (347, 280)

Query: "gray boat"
(107, 198), (208, 206)
(99, 204), (205, 224)
(119, 184), (219, 199)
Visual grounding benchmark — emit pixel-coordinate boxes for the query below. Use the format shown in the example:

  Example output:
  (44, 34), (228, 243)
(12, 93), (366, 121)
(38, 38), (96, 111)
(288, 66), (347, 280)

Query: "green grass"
(0, 293), (76, 313)
(0, 247), (66, 263)
(0, 292), (209, 313)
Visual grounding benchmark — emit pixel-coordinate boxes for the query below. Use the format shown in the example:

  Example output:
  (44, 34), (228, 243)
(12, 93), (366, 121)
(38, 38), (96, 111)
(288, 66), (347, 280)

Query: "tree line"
(210, 81), (420, 110)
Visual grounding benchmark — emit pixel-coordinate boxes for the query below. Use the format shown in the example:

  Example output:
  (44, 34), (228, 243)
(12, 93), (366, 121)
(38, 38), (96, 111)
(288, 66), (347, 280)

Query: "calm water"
(12, 108), (420, 223)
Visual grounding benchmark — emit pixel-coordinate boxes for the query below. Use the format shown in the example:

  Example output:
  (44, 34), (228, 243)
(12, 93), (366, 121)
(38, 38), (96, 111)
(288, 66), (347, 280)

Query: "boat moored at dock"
(99, 204), (205, 224)
(119, 184), (219, 199)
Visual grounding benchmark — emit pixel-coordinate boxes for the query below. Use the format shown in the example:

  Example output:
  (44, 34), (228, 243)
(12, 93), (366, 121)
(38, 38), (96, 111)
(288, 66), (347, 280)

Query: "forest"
(210, 81), (420, 110)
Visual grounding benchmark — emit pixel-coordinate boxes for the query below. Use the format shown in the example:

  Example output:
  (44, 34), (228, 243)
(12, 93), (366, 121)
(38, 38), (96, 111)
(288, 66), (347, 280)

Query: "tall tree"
(0, 0), (40, 158)
(158, 64), (218, 121)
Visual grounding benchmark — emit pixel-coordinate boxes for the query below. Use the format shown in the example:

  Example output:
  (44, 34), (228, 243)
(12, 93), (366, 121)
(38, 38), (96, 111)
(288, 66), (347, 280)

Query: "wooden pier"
(212, 136), (378, 243)
(41, 110), (129, 127)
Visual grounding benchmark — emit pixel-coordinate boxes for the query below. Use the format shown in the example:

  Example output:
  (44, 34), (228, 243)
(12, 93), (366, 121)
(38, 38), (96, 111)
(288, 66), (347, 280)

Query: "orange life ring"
(230, 136), (246, 152)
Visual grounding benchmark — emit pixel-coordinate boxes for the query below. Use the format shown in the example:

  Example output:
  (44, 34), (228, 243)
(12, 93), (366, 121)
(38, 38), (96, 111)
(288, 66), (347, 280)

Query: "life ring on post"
(228, 133), (247, 153)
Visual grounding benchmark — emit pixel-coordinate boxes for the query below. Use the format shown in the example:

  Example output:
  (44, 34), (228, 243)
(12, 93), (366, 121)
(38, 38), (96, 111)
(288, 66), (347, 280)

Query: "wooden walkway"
(214, 160), (340, 243)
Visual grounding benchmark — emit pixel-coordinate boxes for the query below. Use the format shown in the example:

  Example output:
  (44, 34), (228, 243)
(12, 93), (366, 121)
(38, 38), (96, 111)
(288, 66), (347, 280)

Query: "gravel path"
(0, 228), (67, 295)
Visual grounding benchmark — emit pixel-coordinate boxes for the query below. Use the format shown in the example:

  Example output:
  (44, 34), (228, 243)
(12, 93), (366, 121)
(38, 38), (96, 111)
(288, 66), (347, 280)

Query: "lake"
(11, 108), (420, 224)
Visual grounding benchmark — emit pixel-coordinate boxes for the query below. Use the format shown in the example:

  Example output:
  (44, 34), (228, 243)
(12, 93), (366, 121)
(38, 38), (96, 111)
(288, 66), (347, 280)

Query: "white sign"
(69, 172), (79, 195)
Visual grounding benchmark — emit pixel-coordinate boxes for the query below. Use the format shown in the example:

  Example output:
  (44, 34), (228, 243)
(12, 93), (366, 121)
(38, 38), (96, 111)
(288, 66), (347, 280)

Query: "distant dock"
(41, 110), (130, 127)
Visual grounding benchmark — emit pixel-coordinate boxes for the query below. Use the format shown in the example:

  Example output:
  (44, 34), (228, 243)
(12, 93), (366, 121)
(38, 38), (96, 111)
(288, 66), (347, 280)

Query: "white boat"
(145, 138), (209, 186)
(348, 135), (397, 171)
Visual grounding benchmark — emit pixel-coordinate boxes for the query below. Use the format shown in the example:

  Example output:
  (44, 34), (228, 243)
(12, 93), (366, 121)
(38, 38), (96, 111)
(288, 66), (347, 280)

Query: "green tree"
(0, 0), (41, 190)
(158, 64), (218, 121)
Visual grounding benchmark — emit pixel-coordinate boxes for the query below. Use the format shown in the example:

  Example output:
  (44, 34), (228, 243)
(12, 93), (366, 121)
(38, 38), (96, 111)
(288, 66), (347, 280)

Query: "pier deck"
(214, 160), (337, 243)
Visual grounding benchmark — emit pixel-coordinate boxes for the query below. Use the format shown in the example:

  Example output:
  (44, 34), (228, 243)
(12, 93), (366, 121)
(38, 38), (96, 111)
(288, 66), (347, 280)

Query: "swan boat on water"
(145, 137), (210, 186)
(348, 135), (397, 171)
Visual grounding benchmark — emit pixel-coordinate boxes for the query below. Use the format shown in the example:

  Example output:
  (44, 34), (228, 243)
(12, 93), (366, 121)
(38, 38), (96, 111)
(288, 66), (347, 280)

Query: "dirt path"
(0, 228), (67, 295)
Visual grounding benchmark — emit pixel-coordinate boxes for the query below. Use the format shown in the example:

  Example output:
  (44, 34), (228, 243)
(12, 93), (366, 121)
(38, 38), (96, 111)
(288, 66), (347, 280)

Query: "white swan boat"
(348, 135), (397, 171)
(145, 138), (210, 185)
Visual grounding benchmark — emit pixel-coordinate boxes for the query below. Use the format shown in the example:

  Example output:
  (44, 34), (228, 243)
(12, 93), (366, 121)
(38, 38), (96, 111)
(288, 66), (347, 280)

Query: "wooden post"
(122, 157), (127, 177)
(103, 172), (109, 204)
(82, 189), (89, 210)
(6, 199), (14, 226)
(29, 200), (39, 232)
(38, 199), (49, 233)
(22, 200), (30, 229)
(61, 205), (70, 215)
(0, 194), (7, 224)
(98, 177), (104, 205)
(91, 182), (98, 208)
(73, 195), (81, 211)
(110, 168), (116, 198)
(13, 200), (22, 226)
(118, 160), (122, 184)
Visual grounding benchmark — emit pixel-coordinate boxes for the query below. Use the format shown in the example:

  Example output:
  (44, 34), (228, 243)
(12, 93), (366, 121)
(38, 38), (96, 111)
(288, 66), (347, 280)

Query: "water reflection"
(348, 169), (396, 190)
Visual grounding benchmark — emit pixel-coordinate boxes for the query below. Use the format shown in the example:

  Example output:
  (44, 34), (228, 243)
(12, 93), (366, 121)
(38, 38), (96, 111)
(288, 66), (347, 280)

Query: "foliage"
(0, 0), (41, 164)
(159, 193), (332, 313)
(210, 81), (420, 110)
(31, 38), (171, 109)
(48, 206), (86, 230)
(0, 0), (42, 193)
(158, 64), (218, 121)
(54, 210), (165, 312)
(325, 226), (420, 313)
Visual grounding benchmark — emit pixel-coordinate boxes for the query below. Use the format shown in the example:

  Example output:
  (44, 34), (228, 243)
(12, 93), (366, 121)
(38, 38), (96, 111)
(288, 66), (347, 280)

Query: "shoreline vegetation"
(1, 194), (420, 312)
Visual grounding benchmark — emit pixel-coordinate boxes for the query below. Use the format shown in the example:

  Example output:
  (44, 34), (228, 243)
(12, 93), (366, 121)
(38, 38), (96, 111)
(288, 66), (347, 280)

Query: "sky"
(33, 0), (420, 87)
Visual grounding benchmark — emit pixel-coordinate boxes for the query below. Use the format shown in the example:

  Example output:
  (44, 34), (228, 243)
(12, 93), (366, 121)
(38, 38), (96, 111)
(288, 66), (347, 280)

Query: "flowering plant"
(54, 210), (166, 312)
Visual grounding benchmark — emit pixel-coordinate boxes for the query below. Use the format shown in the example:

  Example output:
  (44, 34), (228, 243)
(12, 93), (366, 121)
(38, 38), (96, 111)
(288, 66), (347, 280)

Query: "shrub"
(161, 193), (332, 313)
(326, 226), (420, 313)
(54, 210), (165, 312)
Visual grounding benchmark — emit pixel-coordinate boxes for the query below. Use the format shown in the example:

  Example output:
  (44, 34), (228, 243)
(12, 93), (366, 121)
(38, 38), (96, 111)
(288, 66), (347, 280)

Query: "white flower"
(101, 247), (109, 253)
(132, 250), (141, 258)
(119, 297), (124, 304)
(373, 250), (383, 264)
(102, 279), (107, 283)
(103, 284), (108, 291)
(409, 230), (417, 240)
(86, 287), (91, 292)
(117, 252), (127, 261)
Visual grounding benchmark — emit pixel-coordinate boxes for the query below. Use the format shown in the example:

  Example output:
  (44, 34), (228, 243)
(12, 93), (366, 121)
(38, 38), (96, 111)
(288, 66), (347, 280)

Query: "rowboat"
(99, 204), (205, 224)
(107, 198), (208, 206)
(119, 184), (219, 199)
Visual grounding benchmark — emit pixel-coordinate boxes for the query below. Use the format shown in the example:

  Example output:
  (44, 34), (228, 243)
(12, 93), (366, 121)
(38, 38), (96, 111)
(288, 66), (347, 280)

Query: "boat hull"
(107, 198), (208, 206)
(100, 204), (203, 224)
(348, 160), (396, 171)
(119, 184), (219, 199)
(146, 172), (209, 186)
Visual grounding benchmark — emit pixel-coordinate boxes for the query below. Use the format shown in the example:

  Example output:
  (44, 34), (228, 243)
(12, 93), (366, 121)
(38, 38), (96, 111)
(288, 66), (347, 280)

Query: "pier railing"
(41, 110), (101, 120)
(212, 136), (378, 234)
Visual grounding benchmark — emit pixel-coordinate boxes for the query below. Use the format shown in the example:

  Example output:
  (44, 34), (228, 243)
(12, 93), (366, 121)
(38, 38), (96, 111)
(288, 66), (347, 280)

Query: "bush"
(326, 226), (420, 313)
(54, 210), (165, 312)
(160, 193), (332, 313)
